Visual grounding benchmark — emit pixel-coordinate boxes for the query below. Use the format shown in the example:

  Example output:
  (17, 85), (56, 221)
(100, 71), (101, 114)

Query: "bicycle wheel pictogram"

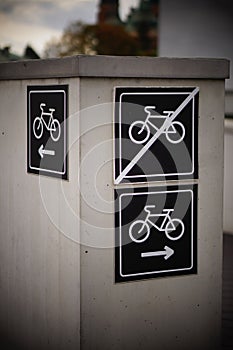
(129, 220), (150, 243)
(50, 119), (61, 142)
(166, 121), (185, 144)
(33, 117), (43, 139)
(165, 218), (185, 241)
(128, 121), (150, 144)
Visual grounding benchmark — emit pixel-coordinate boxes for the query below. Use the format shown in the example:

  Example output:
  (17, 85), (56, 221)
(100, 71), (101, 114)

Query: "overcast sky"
(0, 0), (139, 56)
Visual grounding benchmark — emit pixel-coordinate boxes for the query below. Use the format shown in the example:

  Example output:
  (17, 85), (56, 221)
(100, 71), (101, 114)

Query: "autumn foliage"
(44, 21), (141, 58)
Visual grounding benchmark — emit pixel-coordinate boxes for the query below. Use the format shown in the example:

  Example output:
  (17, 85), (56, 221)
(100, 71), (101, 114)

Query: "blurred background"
(0, 1), (232, 80)
(1, 0), (233, 347)
(0, 0), (233, 109)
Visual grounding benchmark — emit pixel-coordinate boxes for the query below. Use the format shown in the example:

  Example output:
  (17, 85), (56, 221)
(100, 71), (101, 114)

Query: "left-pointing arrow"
(38, 144), (55, 158)
(141, 246), (174, 260)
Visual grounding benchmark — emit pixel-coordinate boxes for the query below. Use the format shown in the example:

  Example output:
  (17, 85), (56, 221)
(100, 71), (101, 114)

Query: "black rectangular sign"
(115, 185), (197, 283)
(114, 87), (199, 184)
(27, 85), (68, 179)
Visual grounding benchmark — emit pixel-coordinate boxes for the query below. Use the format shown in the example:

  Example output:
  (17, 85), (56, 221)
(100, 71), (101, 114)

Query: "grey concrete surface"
(0, 55), (229, 80)
(222, 233), (233, 349)
(224, 119), (233, 233)
(0, 56), (228, 349)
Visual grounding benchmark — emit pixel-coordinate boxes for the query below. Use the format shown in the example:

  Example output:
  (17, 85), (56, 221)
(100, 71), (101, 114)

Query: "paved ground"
(222, 233), (233, 349)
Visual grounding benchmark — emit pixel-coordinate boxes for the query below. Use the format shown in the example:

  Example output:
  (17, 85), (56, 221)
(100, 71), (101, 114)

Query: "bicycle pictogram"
(128, 106), (185, 145)
(33, 103), (61, 142)
(129, 205), (185, 243)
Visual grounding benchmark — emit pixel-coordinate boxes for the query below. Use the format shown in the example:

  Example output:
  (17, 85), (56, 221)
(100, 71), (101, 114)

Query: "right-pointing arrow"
(141, 246), (174, 260)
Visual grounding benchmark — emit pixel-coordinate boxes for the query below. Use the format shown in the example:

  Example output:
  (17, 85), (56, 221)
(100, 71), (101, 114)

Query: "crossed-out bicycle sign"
(114, 86), (199, 184)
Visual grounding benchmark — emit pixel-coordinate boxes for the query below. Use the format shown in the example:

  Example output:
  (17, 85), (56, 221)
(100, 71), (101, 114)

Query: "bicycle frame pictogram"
(33, 103), (61, 142)
(129, 204), (185, 243)
(128, 106), (185, 145)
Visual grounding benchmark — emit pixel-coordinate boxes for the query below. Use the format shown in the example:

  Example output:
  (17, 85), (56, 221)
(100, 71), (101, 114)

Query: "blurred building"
(0, 45), (40, 62)
(98, 0), (122, 25)
(98, 0), (159, 55)
(158, 0), (233, 236)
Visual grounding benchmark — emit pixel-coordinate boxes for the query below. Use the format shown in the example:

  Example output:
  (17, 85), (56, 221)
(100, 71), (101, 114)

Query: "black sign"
(114, 87), (199, 184)
(27, 85), (68, 179)
(115, 185), (197, 283)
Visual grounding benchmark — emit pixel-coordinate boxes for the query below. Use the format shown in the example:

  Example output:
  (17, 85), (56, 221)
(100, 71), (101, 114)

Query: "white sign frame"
(28, 89), (67, 176)
(114, 87), (199, 184)
(118, 188), (194, 279)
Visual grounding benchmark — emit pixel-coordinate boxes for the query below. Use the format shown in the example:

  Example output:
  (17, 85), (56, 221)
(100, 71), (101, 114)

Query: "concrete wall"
(0, 78), (81, 350)
(224, 90), (233, 234)
(0, 56), (229, 349)
(224, 118), (233, 233)
(79, 77), (225, 350)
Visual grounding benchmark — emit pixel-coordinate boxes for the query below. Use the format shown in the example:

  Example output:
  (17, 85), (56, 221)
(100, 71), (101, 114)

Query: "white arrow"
(141, 246), (174, 260)
(38, 144), (55, 158)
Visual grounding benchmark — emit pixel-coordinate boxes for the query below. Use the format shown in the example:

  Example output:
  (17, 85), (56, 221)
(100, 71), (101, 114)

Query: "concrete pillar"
(0, 56), (229, 349)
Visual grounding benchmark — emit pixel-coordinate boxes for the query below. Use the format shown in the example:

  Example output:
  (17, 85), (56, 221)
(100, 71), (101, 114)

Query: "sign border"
(115, 185), (198, 283)
(114, 86), (199, 184)
(27, 85), (68, 178)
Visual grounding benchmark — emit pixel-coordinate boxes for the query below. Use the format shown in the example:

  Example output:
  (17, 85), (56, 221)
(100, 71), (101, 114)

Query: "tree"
(44, 22), (96, 58)
(94, 23), (140, 56)
(44, 21), (140, 58)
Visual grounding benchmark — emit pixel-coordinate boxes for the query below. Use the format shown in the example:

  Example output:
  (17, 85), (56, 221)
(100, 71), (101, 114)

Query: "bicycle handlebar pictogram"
(128, 106), (185, 145)
(33, 103), (61, 142)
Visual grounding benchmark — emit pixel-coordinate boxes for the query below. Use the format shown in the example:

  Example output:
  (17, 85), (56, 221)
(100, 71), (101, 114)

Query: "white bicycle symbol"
(129, 205), (185, 243)
(33, 103), (61, 142)
(128, 106), (185, 144)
